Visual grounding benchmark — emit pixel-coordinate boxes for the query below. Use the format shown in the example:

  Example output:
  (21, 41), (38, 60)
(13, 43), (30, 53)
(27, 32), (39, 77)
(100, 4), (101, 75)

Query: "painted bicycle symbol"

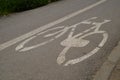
(16, 17), (111, 66)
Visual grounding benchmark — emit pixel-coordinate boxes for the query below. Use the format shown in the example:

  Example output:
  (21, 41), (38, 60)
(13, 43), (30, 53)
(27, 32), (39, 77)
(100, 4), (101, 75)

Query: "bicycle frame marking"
(16, 17), (111, 66)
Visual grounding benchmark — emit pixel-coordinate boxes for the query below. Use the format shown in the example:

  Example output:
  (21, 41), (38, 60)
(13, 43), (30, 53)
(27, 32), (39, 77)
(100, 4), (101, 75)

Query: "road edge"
(93, 41), (120, 80)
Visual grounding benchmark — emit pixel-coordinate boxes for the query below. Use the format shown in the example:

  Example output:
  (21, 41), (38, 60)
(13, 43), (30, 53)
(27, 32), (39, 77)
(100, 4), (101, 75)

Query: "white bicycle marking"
(16, 17), (97, 51)
(15, 17), (111, 66)
(0, 0), (107, 51)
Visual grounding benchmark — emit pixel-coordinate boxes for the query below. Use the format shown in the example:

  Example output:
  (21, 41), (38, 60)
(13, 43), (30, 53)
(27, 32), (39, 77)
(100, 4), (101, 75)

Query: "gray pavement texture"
(109, 59), (120, 80)
(0, 0), (120, 80)
(94, 41), (120, 80)
(109, 41), (120, 80)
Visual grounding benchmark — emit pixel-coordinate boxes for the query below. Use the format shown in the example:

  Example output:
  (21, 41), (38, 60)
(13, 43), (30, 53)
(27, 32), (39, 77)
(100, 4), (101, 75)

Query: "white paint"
(61, 38), (90, 47)
(15, 26), (68, 52)
(64, 47), (100, 66)
(0, 0), (107, 51)
(15, 17), (111, 66)
(16, 17), (101, 52)
(57, 18), (111, 66)
(15, 36), (36, 51)
(16, 17), (109, 52)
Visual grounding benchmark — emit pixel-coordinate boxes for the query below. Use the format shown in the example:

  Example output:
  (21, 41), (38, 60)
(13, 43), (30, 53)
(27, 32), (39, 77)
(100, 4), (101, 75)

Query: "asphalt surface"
(0, 0), (120, 80)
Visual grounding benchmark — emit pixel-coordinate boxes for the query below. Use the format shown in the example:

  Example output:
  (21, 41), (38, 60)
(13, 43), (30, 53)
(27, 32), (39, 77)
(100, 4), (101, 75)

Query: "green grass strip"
(0, 0), (59, 15)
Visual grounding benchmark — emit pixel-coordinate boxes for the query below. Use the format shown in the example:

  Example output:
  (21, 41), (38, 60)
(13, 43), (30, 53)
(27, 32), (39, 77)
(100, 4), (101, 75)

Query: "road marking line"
(0, 0), (107, 51)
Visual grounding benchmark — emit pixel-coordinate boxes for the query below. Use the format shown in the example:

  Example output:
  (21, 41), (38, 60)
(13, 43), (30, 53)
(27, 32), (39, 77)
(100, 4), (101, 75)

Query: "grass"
(0, 0), (59, 16)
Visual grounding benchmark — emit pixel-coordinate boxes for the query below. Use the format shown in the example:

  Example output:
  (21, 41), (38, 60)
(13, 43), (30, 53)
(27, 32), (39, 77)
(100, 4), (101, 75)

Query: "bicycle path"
(0, 0), (120, 80)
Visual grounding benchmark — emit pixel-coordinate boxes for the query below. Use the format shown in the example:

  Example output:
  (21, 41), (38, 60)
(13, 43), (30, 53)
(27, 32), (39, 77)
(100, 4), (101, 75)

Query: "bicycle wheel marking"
(15, 26), (68, 52)
(57, 19), (111, 66)
(16, 17), (111, 66)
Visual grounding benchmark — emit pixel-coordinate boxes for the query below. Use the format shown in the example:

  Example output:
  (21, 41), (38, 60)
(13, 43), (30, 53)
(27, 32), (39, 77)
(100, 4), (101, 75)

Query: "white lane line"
(0, 0), (107, 51)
